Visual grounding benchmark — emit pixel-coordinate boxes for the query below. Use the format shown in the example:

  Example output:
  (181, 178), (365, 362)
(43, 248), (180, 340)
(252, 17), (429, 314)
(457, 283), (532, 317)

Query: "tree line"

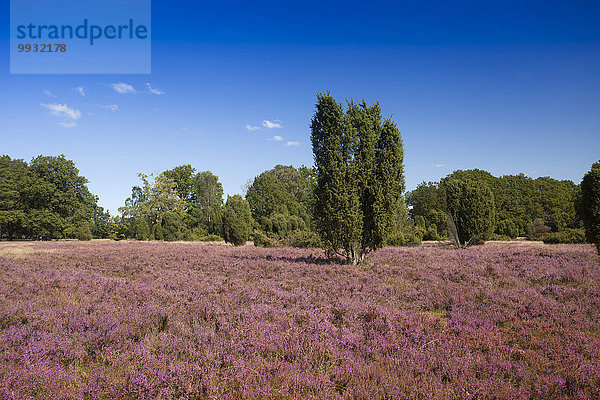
(1, 94), (599, 260)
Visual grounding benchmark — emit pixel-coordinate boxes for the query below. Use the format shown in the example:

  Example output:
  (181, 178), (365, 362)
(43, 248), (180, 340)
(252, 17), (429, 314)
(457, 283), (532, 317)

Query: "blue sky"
(1, 0), (599, 214)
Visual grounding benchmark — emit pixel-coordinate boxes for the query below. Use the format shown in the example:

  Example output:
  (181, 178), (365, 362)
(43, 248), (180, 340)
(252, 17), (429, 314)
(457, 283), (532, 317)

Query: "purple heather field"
(0, 241), (599, 399)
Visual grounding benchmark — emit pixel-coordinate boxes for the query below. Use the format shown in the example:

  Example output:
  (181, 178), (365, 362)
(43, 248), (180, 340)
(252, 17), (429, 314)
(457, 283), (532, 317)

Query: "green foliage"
(496, 219), (519, 239)
(75, 223), (92, 241)
(580, 161), (600, 254)
(161, 211), (185, 241)
(414, 215), (426, 230)
(223, 195), (253, 246)
(542, 229), (586, 244)
(91, 206), (111, 239)
(311, 93), (404, 264)
(444, 178), (495, 245)
(0, 156), (28, 239)
(526, 218), (551, 241)
(409, 170), (580, 238)
(125, 166), (225, 241)
(0, 154), (98, 240)
(283, 231), (322, 248)
(120, 173), (188, 241)
(152, 223), (164, 241)
(246, 165), (314, 239)
(489, 233), (512, 241)
(182, 226), (221, 242)
(406, 182), (445, 219)
(386, 229), (422, 246)
(423, 225), (438, 241)
(129, 217), (150, 240)
(108, 216), (128, 240)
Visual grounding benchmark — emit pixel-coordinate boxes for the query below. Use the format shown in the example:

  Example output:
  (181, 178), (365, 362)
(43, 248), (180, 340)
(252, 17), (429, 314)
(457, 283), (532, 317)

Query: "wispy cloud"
(145, 83), (164, 95)
(98, 104), (119, 112)
(43, 89), (56, 97)
(285, 141), (300, 146)
(263, 120), (282, 129)
(268, 135), (283, 141)
(111, 82), (136, 94)
(41, 103), (81, 120)
(41, 103), (81, 127)
(76, 87), (86, 96)
(246, 124), (261, 131)
(431, 163), (446, 168)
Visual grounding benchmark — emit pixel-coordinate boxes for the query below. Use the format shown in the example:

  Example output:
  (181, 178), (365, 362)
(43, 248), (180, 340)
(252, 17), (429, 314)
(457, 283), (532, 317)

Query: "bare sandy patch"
(0, 242), (58, 258)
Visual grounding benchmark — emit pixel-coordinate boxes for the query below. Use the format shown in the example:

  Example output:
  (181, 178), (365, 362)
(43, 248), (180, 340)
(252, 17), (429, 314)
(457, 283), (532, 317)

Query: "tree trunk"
(346, 245), (364, 265)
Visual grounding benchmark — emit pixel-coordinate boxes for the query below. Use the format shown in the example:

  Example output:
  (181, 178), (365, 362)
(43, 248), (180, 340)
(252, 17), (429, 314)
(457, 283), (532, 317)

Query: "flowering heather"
(0, 241), (599, 399)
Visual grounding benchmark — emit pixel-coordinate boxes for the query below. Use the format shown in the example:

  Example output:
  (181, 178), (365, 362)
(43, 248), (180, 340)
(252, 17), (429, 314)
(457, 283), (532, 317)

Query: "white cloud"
(145, 83), (164, 95)
(76, 87), (86, 96)
(246, 124), (261, 131)
(263, 120), (282, 129)
(111, 82), (136, 94)
(57, 121), (77, 128)
(99, 104), (119, 112)
(43, 89), (56, 97)
(267, 135), (283, 141)
(431, 163), (446, 168)
(41, 103), (81, 121)
(285, 141), (300, 146)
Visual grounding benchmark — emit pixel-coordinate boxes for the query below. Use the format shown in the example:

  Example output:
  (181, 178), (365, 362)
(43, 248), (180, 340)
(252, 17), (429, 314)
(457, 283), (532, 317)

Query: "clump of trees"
(0, 154), (99, 240)
(1, 99), (590, 254)
(245, 164), (317, 247)
(407, 169), (581, 243)
(118, 165), (225, 242)
(580, 161), (600, 254)
(310, 93), (404, 264)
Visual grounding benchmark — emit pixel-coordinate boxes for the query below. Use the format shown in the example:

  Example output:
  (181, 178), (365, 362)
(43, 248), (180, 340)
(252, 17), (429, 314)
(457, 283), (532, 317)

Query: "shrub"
(526, 218), (551, 241)
(152, 223), (164, 241)
(489, 233), (511, 241)
(252, 231), (269, 247)
(252, 231), (283, 248)
(386, 230), (422, 247)
(130, 218), (150, 240)
(543, 228), (586, 244)
(497, 219), (519, 239)
(423, 225), (438, 241)
(386, 231), (405, 246)
(284, 231), (322, 248)
(75, 223), (92, 241)
(162, 212), (186, 242)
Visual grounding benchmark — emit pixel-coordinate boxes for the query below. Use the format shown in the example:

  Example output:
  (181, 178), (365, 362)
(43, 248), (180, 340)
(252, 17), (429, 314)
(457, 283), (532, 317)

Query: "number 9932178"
(17, 43), (66, 52)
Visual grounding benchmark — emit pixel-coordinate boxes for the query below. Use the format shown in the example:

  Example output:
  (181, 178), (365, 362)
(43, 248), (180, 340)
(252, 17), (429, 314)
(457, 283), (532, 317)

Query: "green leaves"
(580, 161), (600, 254)
(223, 195), (252, 246)
(311, 93), (405, 264)
(444, 178), (496, 245)
(0, 154), (98, 239)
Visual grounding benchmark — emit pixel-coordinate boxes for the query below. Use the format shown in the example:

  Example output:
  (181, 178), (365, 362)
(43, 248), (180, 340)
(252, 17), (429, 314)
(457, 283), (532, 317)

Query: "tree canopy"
(0, 154), (98, 240)
(311, 93), (404, 264)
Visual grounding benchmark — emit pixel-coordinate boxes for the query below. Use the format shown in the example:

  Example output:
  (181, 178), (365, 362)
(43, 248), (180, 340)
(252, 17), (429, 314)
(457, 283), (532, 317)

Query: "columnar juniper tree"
(310, 93), (404, 265)
(580, 161), (600, 254)
(444, 178), (496, 247)
(222, 195), (253, 246)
